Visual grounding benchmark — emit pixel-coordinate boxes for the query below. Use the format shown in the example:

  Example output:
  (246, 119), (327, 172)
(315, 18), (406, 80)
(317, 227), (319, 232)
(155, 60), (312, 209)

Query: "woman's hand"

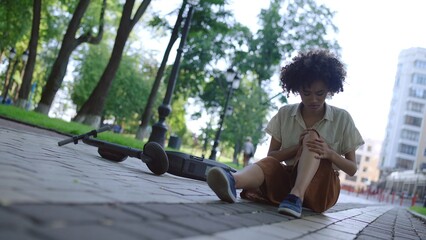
(298, 129), (311, 145)
(305, 137), (332, 160)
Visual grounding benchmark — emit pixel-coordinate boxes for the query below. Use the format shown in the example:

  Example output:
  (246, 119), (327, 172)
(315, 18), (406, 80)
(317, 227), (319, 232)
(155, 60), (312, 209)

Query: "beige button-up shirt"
(265, 103), (364, 166)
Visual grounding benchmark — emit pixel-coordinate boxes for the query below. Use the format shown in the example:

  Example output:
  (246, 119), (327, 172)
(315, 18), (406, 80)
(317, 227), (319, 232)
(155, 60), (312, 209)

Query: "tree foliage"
(0, 0), (32, 53)
(71, 43), (155, 126)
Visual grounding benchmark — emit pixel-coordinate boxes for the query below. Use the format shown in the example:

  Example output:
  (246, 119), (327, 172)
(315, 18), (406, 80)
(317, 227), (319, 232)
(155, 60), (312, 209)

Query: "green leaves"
(71, 43), (155, 124)
(0, 0), (32, 50)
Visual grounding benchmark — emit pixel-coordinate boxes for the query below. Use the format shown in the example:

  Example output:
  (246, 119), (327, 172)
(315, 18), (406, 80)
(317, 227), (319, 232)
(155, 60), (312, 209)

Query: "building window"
(356, 154), (361, 165)
(363, 167), (368, 172)
(424, 148), (426, 156)
(365, 156), (370, 162)
(412, 74), (426, 85)
(415, 60), (426, 69)
(401, 129), (420, 141)
(345, 175), (357, 182)
(396, 157), (414, 169)
(408, 88), (426, 99)
(406, 101), (425, 113)
(398, 143), (417, 155)
(404, 115), (422, 127)
(367, 145), (372, 152)
(361, 178), (369, 183)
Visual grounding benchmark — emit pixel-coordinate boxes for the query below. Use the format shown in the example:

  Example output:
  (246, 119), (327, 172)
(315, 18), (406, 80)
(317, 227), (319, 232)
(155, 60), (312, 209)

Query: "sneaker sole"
(278, 207), (302, 218)
(207, 168), (236, 203)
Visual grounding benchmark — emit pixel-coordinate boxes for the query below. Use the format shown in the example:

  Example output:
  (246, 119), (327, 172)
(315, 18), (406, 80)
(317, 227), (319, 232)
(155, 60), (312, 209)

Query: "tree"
(73, 0), (151, 127)
(71, 43), (155, 129)
(16, 0), (42, 109)
(35, 0), (106, 115)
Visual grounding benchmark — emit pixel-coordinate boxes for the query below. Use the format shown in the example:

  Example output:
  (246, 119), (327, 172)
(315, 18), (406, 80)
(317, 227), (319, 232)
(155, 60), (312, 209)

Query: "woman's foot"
(206, 167), (237, 203)
(278, 194), (302, 218)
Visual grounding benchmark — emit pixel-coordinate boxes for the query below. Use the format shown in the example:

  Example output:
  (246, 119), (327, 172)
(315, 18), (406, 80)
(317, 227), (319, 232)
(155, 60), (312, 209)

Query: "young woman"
(206, 49), (364, 218)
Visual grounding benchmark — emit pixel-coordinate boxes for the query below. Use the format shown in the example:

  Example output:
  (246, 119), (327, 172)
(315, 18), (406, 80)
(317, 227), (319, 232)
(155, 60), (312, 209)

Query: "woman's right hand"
(298, 129), (312, 145)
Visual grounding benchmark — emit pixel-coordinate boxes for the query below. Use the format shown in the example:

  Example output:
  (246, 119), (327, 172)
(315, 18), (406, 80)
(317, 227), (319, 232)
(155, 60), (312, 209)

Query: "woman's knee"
(302, 130), (319, 144)
(235, 163), (264, 188)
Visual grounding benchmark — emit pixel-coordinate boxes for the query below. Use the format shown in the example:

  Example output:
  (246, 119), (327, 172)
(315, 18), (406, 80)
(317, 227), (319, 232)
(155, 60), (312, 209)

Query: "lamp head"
(232, 75), (241, 89)
(225, 68), (236, 83)
(22, 50), (29, 62)
(9, 48), (16, 59)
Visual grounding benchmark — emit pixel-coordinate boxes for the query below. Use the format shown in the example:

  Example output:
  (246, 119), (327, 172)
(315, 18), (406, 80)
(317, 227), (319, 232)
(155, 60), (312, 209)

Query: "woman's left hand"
(305, 137), (332, 160)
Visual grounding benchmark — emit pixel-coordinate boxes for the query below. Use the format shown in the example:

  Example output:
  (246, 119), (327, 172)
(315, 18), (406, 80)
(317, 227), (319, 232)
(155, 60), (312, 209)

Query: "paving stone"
(0, 207), (34, 229)
(80, 204), (144, 222)
(34, 224), (140, 240)
(8, 204), (102, 224)
(355, 228), (392, 240)
(137, 203), (206, 218)
(254, 223), (304, 239)
(394, 231), (421, 240)
(365, 225), (394, 235)
(237, 211), (289, 225)
(202, 213), (260, 228)
(0, 229), (42, 240)
(214, 227), (282, 240)
(114, 204), (164, 220)
(356, 233), (387, 240)
(316, 228), (357, 240)
(182, 203), (232, 215)
(110, 221), (186, 239)
(169, 216), (232, 234)
(148, 220), (202, 238)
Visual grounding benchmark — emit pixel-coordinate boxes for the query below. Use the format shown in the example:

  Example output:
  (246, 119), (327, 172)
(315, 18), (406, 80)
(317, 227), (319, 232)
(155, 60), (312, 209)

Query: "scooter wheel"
(143, 142), (169, 175)
(98, 147), (128, 162)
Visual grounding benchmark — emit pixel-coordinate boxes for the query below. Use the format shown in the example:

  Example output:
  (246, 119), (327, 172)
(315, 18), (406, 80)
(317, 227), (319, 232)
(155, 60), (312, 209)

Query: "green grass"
(0, 104), (243, 170)
(0, 104), (146, 149)
(410, 206), (426, 216)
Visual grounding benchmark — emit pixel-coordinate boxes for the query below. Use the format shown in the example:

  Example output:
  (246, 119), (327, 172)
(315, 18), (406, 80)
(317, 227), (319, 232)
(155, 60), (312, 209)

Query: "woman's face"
(299, 80), (328, 113)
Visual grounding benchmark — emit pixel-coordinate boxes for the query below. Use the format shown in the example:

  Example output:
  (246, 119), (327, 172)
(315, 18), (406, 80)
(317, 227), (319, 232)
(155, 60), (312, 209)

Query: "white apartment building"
(380, 47), (426, 174)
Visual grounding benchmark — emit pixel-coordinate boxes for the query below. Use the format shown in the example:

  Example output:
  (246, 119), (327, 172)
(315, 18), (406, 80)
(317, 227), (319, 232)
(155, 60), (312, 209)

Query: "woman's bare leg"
(233, 163), (264, 189)
(290, 131), (320, 201)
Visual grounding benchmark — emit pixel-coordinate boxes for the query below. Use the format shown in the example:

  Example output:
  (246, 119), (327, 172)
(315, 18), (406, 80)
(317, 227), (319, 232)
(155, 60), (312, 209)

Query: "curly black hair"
(280, 49), (346, 96)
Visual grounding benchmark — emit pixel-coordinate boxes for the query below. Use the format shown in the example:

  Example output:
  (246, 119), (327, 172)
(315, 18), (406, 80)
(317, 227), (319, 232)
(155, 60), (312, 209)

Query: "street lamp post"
(209, 68), (241, 160)
(148, 5), (194, 147)
(1, 48), (17, 104)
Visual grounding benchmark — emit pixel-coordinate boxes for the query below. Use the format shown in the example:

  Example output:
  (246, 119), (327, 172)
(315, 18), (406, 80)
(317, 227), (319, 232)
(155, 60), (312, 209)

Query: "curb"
(408, 209), (426, 222)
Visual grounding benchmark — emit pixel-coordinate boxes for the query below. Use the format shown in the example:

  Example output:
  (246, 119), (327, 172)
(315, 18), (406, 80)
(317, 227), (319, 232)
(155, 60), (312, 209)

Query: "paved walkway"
(0, 117), (425, 240)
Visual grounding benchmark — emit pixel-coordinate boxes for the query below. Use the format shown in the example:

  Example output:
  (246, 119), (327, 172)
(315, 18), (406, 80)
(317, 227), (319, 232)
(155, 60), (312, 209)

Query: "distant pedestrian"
(206, 49), (364, 218)
(242, 137), (255, 167)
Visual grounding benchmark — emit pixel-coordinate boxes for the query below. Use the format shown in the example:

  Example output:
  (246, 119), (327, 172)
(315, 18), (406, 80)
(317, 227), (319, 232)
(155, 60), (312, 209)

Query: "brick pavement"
(0, 117), (425, 240)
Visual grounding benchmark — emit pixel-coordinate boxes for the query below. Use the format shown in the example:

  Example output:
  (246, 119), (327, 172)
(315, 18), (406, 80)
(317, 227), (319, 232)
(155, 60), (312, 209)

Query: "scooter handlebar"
(57, 125), (112, 146)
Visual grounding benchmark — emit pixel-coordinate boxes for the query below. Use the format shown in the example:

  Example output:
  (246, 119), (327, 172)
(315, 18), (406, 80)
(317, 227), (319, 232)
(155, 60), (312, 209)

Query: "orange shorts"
(240, 153), (340, 213)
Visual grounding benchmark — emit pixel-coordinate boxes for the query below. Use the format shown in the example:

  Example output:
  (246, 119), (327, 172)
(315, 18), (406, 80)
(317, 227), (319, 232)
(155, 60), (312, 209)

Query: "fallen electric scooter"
(58, 125), (169, 175)
(58, 126), (236, 181)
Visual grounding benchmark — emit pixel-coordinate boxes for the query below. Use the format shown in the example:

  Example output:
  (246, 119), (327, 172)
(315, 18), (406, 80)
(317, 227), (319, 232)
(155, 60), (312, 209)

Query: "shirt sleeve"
(265, 111), (282, 143)
(341, 111), (365, 154)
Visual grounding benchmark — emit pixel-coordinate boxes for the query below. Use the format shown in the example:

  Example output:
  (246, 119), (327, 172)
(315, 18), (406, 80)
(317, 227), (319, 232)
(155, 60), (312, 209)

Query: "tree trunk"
(35, 0), (106, 115)
(74, 0), (151, 127)
(135, 1), (186, 140)
(16, 0), (41, 109)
